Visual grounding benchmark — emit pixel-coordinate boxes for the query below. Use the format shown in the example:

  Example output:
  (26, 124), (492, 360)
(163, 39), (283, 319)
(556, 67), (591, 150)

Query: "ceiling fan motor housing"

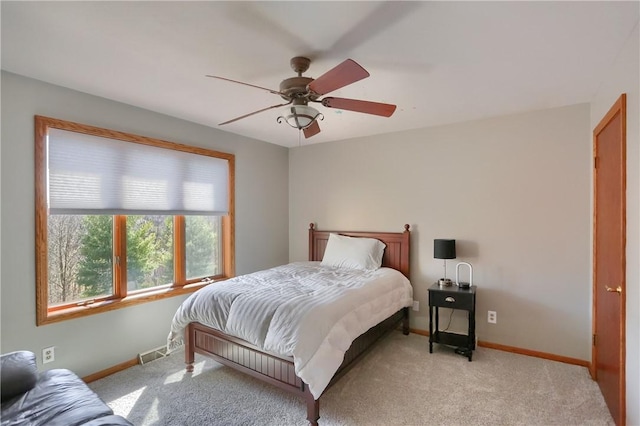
(279, 76), (315, 102)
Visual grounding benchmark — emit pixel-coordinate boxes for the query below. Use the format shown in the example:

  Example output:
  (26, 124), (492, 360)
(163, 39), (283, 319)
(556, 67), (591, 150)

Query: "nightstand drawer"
(429, 290), (473, 310)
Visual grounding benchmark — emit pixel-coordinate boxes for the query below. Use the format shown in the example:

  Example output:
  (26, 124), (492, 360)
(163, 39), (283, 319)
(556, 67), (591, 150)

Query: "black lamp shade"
(434, 239), (456, 259)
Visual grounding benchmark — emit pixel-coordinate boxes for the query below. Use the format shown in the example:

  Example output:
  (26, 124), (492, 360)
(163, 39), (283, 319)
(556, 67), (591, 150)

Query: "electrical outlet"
(42, 346), (55, 364)
(488, 311), (497, 324)
(412, 300), (419, 311)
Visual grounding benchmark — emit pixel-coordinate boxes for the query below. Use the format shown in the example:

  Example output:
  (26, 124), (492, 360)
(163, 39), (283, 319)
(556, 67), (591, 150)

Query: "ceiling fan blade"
(321, 97), (396, 117)
(206, 75), (285, 96)
(219, 101), (292, 126)
(303, 120), (321, 138)
(307, 59), (369, 96)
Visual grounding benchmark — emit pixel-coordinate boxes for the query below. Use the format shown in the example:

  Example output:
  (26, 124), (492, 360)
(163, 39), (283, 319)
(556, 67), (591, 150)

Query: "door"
(592, 94), (626, 425)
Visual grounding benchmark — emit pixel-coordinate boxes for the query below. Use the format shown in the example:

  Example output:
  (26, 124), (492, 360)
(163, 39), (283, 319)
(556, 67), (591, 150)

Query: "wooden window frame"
(35, 115), (235, 325)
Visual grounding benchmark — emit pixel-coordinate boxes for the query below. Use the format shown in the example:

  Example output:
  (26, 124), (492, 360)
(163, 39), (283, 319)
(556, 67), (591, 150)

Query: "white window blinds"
(48, 128), (229, 215)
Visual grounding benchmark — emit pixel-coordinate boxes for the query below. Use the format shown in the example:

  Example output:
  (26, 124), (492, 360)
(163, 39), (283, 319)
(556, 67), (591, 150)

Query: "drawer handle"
(445, 296), (455, 303)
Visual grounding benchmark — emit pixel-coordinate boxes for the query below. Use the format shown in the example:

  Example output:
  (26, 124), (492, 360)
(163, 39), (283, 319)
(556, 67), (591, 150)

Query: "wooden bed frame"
(184, 223), (411, 425)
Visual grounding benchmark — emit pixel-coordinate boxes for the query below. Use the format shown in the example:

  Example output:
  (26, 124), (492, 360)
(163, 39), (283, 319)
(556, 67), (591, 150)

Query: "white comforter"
(167, 261), (412, 399)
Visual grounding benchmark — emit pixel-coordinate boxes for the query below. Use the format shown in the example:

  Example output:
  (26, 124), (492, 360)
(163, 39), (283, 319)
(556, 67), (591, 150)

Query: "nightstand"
(428, 282), (476, 361)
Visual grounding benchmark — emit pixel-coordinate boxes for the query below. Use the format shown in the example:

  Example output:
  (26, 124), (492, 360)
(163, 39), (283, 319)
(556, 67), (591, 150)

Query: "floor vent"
(138, 346), (169, 365)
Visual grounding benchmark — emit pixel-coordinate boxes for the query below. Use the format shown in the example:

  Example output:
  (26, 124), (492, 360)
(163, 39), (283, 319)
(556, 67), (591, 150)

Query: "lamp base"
(438, 278), (452, 287)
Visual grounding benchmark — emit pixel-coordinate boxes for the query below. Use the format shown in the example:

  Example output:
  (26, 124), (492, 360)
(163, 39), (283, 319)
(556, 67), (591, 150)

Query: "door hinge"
(593, 334), (597, 346)
(594, 157), (598, 169)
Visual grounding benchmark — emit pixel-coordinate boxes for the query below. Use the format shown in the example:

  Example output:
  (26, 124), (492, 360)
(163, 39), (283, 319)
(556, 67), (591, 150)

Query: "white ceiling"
(2, 1), (638, 148)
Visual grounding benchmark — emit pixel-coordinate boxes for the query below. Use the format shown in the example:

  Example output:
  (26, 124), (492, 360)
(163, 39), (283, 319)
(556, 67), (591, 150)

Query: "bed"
(170, 223), (411, 425)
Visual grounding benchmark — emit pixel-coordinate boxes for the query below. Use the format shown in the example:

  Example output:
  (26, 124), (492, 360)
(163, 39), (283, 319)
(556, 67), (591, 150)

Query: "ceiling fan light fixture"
(277, 105), (323, 130)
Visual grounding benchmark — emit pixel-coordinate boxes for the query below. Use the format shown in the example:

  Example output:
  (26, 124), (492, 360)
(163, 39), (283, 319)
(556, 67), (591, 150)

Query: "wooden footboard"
(185, 307), (409, 425)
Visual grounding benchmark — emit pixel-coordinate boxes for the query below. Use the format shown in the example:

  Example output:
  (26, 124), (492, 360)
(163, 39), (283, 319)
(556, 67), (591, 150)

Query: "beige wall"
(289, 104), (592, 361)
(0, 71), (290, 376)
(590, 22), (639, 426)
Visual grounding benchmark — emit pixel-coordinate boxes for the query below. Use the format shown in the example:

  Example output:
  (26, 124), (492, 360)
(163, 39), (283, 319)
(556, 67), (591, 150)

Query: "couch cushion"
(1, 369), (116, 426)
(1, 351), (38, 402)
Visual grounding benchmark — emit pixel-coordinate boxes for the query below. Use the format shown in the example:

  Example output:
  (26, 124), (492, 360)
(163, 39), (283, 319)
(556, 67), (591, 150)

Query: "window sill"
(38, 281), (219, 326)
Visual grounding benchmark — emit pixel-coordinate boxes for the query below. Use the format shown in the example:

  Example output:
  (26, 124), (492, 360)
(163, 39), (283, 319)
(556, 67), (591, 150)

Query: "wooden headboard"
(308, 223), (411, 278)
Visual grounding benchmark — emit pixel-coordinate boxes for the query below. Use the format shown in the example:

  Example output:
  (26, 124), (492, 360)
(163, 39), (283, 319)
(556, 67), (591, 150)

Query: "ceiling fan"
(206, 57), (396, 138)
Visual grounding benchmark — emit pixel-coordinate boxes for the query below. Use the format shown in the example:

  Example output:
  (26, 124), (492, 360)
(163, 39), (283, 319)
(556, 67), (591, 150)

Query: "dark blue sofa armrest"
(1, 350), (39, 402)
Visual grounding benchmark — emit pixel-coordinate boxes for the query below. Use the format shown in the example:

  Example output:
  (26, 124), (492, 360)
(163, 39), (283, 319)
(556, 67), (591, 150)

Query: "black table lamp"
(434, 239), (456, 283)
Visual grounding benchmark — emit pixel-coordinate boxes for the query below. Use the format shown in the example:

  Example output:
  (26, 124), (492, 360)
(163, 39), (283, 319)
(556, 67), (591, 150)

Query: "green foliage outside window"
(186, 216), (219, 279)
(126, 215), (174, 290)
(78, 216), (113, 298)
(48, 214), (219, 305)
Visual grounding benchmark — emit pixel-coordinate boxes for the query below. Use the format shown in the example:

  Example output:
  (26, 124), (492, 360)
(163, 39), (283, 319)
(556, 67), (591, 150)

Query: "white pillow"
(320, 233), (386, 271)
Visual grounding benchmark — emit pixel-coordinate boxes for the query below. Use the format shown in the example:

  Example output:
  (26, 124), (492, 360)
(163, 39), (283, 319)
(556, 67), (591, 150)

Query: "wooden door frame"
(591, 93), (626, 423)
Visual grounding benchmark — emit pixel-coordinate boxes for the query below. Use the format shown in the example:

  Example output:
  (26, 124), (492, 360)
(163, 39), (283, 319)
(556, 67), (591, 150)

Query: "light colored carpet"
(89, 332), (613, 425)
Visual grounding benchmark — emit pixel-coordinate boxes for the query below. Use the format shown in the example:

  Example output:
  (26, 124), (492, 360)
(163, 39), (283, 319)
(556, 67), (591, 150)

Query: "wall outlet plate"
(42, 346), (55, 364)
(412, 300), (419, 311)
(488, 311), (497, 324)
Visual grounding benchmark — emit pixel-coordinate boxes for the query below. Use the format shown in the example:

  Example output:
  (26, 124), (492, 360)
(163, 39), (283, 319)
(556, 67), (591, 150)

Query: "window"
(35, 116), (235, 325)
